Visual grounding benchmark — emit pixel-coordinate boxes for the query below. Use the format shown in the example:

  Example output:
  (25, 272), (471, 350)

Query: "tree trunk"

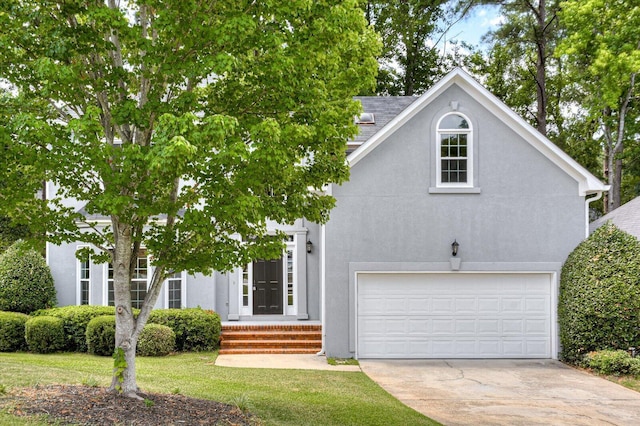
(534, 0), (547, 136)
(108, 222), (141, 398)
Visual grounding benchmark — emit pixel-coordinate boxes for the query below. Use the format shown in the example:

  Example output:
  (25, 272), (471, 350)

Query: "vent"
(355, 112), (375, 125)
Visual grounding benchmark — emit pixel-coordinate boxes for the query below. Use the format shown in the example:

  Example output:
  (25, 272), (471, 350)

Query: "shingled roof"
(349, 96), (418, 154)
(590, 196), (640, 240)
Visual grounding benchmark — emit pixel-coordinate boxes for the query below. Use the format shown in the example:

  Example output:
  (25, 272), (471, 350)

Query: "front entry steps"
(219, 324), (322, 355)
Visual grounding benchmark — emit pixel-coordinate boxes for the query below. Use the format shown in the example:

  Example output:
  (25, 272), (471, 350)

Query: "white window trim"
(164, 271), (187, 309)
(76, 245), (91, 305)
(435, 112), (473, 189)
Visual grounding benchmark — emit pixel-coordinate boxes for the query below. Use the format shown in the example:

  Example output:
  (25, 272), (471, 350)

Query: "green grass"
(0, 352), (439, 426)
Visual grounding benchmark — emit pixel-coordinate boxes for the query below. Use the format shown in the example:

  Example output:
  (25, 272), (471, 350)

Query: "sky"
(442, 4), (505, 50)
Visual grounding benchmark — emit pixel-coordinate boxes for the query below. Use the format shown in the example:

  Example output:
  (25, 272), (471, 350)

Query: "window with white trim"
(107, 250), (149, 309)
(166, 271), (183, 309)
(436, 113), (472, 187)
(77, 249), (90, 305)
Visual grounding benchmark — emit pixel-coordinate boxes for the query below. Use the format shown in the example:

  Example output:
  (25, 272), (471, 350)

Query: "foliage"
(32, 306), (120, 352)
(469, 0), (563, 137)
(24, 316), (65, 354)
(86, 316), (116, 357)
(557, 0), (640, 211)
(583, 350), (640, 377)
(0, 311), (29, 352)
(148, 308), (220, 352)
(558, 223), (640, 363)
(0, 0), (379, 394)
(0, 217), (31, 254)
(137, 324), (175, 357)
(0, 241), (56, 314)
(365, 0), (474, 96)
(112, 347), (127, 394)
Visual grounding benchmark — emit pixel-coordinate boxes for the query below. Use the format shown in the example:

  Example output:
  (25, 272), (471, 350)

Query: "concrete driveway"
(359, 359), (640, 425)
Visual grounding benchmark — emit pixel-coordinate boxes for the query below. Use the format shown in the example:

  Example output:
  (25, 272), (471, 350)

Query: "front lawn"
(0, 352), (439, 426)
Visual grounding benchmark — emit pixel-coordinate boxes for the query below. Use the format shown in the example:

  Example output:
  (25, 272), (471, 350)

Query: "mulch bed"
(3, 385), (255, 425)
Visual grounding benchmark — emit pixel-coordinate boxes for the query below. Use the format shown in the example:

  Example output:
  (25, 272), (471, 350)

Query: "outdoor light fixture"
(451, 240), (459, 257)
(306, 240), (313, 254)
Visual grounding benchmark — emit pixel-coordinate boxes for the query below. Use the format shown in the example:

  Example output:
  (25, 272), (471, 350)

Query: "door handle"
(253, 286), (256, 290)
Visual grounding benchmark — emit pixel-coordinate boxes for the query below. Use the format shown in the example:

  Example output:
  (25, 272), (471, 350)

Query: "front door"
(252, 258), (283, 315)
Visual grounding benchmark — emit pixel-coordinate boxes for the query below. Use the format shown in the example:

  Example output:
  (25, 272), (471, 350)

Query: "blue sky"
(442, 4), (504, 50)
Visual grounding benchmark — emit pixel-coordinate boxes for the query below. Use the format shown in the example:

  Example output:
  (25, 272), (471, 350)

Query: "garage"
(356, 272), (552, 359)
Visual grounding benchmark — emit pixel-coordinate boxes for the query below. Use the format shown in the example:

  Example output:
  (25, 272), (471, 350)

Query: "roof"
(350, 96), (418, 154)
(347, 68), (609, 196)
(589, 196), (640, 239)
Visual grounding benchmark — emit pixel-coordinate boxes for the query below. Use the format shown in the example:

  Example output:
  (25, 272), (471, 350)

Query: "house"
(589, 196), (640, 240)
(46, 68), (608, 359)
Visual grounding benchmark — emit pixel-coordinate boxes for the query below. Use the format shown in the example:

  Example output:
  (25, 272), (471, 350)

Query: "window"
(77, 248), (90, 305)
(107, 250), (149, 309)
(166, 271), (183, 309)
(436, 113), (472, 187)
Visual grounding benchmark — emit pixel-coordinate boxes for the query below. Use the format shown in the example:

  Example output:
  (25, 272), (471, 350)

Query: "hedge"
(86, 315), (116, 356)
(24, 315), (66, 354)
(559, 222), (640, 363)
(0, 311), (29, 352)
(32, 305), (119, 352)
(0, 241), (56, 314)
(148, 308), (221, 351)
(137, 324), (176, 356)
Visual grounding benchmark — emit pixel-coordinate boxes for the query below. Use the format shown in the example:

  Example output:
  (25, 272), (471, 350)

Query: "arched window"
(436, 113), (473, 187)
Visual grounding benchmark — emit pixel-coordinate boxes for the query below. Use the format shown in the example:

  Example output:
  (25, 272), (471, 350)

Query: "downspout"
(316, 221), (326, 356)
(585, 192), (604, 238)
(316, 183), (331, 356)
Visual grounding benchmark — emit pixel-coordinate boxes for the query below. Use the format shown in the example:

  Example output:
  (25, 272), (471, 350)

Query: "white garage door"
(357, 273), (552, 358)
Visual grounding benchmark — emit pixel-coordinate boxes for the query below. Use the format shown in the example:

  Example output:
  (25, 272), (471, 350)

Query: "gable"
(348, 68), (608, 196)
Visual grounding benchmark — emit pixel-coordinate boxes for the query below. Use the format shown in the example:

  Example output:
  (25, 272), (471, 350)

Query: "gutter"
(585, 191), (605, 238)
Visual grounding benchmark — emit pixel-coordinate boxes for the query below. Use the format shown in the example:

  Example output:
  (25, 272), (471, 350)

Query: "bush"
(0, 311), (29, 352)
(0, 241), (56, 314)
(584, 350), (640, 376)
(148, 308), (221, 351)
(24, 316), (65, 354)
(32, 305), (118, 352)
(137, 324), (176, 356)
(86, 315), (116, 356)
(559, 223), (640, 363)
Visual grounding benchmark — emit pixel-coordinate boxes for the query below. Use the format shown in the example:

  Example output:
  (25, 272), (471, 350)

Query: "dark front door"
(253, 258), (283, 315)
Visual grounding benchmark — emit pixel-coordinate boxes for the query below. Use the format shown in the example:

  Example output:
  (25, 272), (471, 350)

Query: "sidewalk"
(215, 354), (361, 372)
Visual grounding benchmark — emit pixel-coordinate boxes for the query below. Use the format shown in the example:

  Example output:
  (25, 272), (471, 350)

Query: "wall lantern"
(306, 240), (313, 254)
(451, 240), (459, 257)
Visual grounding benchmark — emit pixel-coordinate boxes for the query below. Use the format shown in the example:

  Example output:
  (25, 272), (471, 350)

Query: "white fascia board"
(347, 67), (608, 196)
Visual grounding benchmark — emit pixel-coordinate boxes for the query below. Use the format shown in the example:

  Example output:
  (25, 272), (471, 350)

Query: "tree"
(465, 0), (562, 137)
(0, 0), (379, 398)
(557, 0), (639, 212)
(366, 0), (450, 95)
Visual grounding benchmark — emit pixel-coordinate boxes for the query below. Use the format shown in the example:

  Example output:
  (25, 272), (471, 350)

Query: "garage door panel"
(357, 273), (552, 358)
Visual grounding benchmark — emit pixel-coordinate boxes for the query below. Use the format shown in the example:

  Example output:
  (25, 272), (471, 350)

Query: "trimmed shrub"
(137, 324), (176, 356)
(559, 222), (640, 363)
(24, 316), (65, 354)
(32, 305), (118, 352)
(86, 315), (116, 356)
(0, 311), (29, 351)
(584, 350), (640, 376)
(148, 308), (221, 351)
(0, 241), (56, 314)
